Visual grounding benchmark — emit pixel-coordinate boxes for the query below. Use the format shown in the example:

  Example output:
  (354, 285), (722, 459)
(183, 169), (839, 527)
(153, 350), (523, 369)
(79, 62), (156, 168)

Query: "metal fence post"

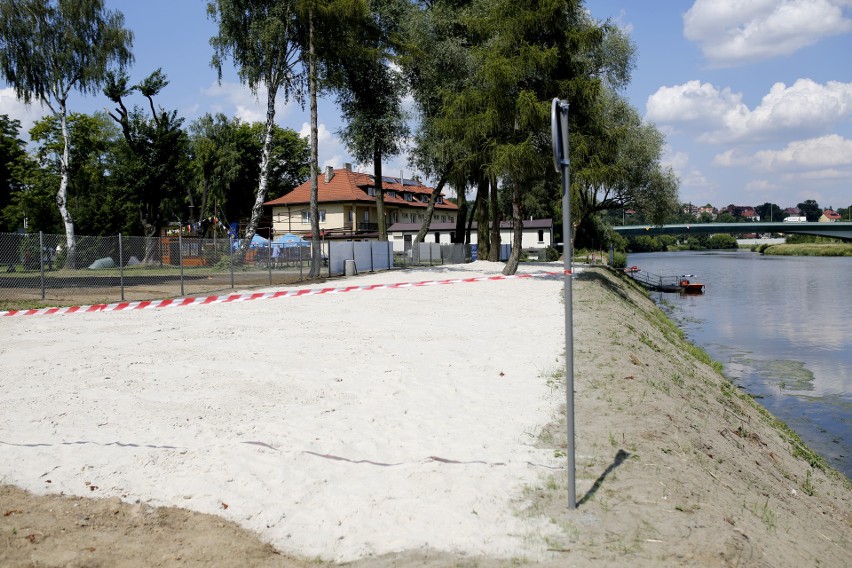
(268, 239), (272, 285)
(229, 237), (235, 289)
(39, 231), (45, 300)
(119, 233), (125, 301)
(179, 232), (185, 297)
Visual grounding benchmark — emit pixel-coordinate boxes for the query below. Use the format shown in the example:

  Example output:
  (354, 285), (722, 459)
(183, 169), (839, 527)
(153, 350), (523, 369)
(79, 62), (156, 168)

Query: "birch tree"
(0, 0), (132, 267)
(208, 0), (301, 258)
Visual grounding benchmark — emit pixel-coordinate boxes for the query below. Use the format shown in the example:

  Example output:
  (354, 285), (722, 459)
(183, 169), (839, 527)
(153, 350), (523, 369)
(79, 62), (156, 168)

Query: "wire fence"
(0, 232), (474, 307)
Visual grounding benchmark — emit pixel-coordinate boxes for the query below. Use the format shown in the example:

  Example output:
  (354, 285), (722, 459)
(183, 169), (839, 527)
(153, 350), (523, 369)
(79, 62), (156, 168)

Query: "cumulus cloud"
(0, 88), (51, 138)
(684, 0), (852, 67)
(201, 80), (297, 124)
(299, 121), (350, 169)
(751, 134), (852, 170)
(647, 78), (852, 144)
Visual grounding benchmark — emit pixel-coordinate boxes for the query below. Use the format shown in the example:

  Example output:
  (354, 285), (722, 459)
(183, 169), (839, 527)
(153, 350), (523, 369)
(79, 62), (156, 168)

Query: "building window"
(404, 192), (413, 201)
(538, 229), (544, 243)
(301, 210), (326, 222)
(435, 232), (440, 243)
(363, 210), (370, 222)
(367, 187), (376, 196)
(437, 196), (443, 204)
(387, 190), (396, 198)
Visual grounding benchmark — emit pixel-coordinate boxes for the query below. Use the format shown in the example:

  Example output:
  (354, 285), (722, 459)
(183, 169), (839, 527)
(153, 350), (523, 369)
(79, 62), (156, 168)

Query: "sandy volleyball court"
(1, 262), (571, 562)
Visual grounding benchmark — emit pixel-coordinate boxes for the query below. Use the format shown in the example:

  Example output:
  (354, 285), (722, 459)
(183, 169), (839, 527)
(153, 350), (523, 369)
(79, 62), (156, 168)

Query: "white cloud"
(647, 79), (852, 144)
(0, 88), (51, 138)
(299, 121), (351, 170)
(684, 0), (852, 67)
(200, 80), (297, 124)
(646, 80), (747, 126)
(752, 134), (852, 169)
(744, 179), (780, 192)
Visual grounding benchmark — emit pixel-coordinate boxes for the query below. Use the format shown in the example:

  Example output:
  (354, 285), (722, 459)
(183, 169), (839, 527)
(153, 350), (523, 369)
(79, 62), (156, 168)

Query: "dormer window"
(387, 190), (396, 198)
(437, 196), (443, 204)
(404, 192), (413, 202)
(367, 187), (376, 197)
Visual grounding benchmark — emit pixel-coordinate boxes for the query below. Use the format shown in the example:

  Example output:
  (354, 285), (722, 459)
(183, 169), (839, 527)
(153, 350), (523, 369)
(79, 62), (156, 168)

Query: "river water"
(626, 250), (851, 478)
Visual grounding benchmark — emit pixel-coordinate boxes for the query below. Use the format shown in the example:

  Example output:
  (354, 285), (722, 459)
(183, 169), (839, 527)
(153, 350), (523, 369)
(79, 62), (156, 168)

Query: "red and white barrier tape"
(1, 270), (570, 318)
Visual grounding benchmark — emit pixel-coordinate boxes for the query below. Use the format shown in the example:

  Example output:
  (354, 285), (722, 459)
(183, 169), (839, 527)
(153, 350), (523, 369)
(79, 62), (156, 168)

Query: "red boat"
(679, 278), (705, 293)
(625, 265), (640, 273)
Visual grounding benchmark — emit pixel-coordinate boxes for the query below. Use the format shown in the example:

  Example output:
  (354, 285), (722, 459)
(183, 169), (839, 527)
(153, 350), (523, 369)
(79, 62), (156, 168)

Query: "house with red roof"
(819, 209), (842, 222)
(264, 164), (459, 239)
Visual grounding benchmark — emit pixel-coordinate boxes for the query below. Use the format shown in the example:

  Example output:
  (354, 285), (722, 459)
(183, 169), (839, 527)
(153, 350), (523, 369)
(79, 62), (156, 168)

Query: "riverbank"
(756, 242), (852, 256)
(1, 263), (849, 567)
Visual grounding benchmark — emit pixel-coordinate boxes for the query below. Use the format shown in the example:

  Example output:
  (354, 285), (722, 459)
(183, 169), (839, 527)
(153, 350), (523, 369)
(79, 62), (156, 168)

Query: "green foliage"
(0, 114), (31, 231)
(796, 199), (821, 222)
(706, 234), (737, 249)
(611, 250), (626, 268)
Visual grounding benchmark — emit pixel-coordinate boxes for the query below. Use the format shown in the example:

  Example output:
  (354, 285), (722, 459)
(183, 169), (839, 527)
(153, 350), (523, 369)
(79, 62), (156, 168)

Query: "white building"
(387, 219), (553, 253)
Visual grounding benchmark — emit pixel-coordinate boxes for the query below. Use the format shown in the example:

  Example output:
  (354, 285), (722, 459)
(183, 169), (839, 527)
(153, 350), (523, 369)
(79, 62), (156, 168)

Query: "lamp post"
(552, 98), (576, 510)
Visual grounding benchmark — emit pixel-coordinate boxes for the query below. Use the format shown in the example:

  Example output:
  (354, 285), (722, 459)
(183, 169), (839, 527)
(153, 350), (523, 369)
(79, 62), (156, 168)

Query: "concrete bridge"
(612, 222), (852, 241)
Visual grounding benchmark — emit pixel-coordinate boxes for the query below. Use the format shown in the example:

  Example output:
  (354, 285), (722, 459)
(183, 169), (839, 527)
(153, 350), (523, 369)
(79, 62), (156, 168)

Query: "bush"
(544, 246), (560, 262)
(611, 251), (627, 268)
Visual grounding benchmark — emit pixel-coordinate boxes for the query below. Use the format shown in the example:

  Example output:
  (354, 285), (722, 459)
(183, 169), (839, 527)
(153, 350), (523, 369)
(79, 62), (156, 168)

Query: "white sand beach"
(1, 261), (572, 562)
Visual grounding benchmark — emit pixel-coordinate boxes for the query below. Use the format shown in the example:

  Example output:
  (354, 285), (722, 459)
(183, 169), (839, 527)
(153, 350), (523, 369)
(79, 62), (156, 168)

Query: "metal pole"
(179, 232), (185, 297)
(268, 239), (272, 285)
(229, 237), (235, 289)
(39, 231), (45, 300)
(553, 98), (576, 510)
(119, 233), (125, 301)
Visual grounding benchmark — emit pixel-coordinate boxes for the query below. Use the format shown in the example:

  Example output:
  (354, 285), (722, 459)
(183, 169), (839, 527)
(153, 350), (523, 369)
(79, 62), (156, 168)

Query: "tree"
(0, 0), (132, 266)
(755, 202), (782, 223)
(29, 111), (128, 236)
(796, 199), (821, 222)
(327, 0), (409, 242)
(208, 0), (301, 258)
(0, 114), (30, 231)
(105, 70), (190, 262)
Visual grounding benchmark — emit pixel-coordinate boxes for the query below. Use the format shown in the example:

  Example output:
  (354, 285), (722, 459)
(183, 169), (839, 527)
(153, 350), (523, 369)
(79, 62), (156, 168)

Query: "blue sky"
(1, 0), (850, 212)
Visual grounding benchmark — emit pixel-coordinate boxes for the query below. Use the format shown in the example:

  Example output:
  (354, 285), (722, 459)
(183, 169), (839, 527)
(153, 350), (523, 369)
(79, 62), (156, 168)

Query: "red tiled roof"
(264, 168), (458, 211)
(823, 210), (841, 219)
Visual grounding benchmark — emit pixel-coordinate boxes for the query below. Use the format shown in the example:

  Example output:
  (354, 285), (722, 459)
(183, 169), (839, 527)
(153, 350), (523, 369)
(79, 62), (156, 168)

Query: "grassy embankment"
(518, 266), (849, 566)
(754, 242), (852, 256)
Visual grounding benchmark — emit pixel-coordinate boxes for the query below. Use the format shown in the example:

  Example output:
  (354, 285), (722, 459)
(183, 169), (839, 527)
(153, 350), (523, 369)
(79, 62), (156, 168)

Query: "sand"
(1, 261), (849, 567)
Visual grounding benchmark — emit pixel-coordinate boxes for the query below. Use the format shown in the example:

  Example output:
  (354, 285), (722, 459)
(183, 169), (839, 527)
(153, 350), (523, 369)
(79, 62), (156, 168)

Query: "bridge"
(612, 222), (852, 241)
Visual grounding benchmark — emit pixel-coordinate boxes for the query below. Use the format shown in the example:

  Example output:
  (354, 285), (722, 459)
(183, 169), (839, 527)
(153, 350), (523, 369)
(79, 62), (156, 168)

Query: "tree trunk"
(57, 103), (76, 269)
(502, 178), (523, 275)
(308, 9), (322, 278)
(412, 172), (448, 263)
(453, 190), (466, 244)
(475, 175), (489, 260)
(487, 176), (501, 262)
(238, 85), (276, 261)
(374, 145), (386, 241)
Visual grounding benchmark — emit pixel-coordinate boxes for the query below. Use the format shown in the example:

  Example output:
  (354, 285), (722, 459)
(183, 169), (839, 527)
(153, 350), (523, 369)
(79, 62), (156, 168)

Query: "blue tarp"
(272, 233), (307, 248)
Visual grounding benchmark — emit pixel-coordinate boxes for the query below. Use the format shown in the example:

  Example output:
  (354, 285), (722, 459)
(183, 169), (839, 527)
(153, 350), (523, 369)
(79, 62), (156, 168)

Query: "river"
(626, 250), (851, 478)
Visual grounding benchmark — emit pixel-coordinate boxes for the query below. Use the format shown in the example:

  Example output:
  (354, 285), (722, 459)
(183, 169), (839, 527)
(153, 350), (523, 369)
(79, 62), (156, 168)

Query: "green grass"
(760, 243), (852, 256)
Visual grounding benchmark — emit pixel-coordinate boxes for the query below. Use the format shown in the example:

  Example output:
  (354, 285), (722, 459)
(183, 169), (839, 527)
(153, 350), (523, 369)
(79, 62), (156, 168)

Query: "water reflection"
(629, 251), (851, 477)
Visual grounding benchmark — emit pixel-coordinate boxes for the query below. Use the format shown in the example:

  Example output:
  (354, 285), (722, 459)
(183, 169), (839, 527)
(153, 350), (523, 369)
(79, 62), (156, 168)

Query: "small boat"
(679, 278), (705, 294)
(625, 265), (640, 273)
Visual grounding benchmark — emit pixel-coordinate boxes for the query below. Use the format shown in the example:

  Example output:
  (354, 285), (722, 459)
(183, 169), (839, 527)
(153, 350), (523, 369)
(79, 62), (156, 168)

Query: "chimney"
(344, 162), (352, 172)
(325, 166), (334, 183)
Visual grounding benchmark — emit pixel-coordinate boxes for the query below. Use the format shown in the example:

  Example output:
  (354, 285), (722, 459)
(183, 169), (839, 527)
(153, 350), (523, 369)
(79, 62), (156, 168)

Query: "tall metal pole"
(552, 98), (575, 510)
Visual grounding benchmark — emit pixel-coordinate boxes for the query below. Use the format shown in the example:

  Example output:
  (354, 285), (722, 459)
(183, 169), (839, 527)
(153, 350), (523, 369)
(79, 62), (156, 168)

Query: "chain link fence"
(0, 232), (473, 307)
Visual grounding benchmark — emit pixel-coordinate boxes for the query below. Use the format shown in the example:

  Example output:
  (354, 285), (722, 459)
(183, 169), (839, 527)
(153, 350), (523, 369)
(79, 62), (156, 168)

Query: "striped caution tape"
(0, 270), (570, 318)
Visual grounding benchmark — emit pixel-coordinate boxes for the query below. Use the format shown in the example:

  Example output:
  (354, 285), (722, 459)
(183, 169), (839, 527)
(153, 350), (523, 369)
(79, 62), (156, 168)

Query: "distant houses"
(819, 210), (842, 222)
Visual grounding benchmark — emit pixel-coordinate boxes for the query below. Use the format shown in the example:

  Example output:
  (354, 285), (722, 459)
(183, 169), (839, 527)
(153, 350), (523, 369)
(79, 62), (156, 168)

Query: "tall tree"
(29, 111), (128, 236)
(327, 0), (410, 242)
(796, 199), (821, 222)
(105, 70), (190, 262)
(0, 0), (132, 266)
(208, 0), (301, 257)
(0, 114), (29, 231)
